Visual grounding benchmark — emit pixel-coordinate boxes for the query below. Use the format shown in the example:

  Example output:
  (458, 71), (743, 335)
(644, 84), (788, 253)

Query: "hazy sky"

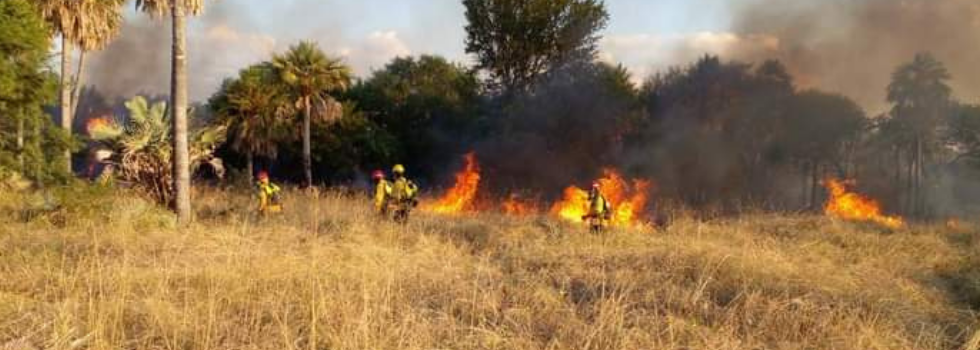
(86, 0), (980, 113)
(88, 0), (750, 101)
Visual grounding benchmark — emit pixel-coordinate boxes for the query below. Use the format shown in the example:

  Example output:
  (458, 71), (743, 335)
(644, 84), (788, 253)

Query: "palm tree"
(210, 64), (287, 179)
(36, 0), (125, 173)
(135, 0), (204, 223)
(271, 41), (351, 187)
(90, 96), (226, 206)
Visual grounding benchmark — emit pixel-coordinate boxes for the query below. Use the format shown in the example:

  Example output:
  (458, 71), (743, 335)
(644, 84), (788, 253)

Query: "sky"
(84, 0), (980, 114)
(86, 0), (752, 102)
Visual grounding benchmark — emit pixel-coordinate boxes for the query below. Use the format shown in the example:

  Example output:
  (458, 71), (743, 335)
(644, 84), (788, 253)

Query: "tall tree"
(946, 104), (980, 165)
(210, 64), (287, 179)
(885, 52), (952, 217)
(271, 41), (351, 187)
(350, 55), (482, 180)
(136, 0), (205, 223)
(0, 0), (68, 184)
(35, 0), (125, 173)
(463, 0), (609, 94)
(781, 91), (866, 208)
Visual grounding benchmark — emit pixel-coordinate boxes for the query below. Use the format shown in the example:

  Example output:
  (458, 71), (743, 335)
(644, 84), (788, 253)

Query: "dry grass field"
(1, 184), (980, 349)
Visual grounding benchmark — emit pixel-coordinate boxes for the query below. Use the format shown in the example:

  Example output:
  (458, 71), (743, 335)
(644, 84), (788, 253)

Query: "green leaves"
(94, 96), (226, 205)
(464, 0), (608, 93)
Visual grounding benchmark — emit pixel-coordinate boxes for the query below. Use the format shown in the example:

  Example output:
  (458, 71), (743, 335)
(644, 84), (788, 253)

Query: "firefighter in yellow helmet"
(256, 170), (283, 214)
(372, 169), (392, 216)
(583, 182), (612, 233)
(389, 164), (419, 223)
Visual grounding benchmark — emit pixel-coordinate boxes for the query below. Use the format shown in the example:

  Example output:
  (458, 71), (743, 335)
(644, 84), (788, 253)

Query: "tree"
(35, 0), (125, 174)
(463, 0), (609, 94)
(481, 62), (637, 195)
(0, 0), (68, 185)
(89, 96), (225, 205)
(885, 52), (952, 217)
(350, 55), (482, 180)
(782, 91), (867, 208)
(135, 0), (205, 223)
(309, 104), (399, 182)
(632, 56), (762, 207)
(271, 41), (351, 187)
(210, 64), (288, 180)
(945, 104), (980, 165)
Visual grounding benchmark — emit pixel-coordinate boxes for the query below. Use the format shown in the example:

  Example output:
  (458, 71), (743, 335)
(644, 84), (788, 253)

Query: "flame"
(86, 117), (112, 135)
(428, 152), (481, 214)
(502, 194), (536, 216)
(550, 169), (651, 227)
(946, 218), (961, 230)
(552, 186), (591, 222)
(823, 178), (904, 229)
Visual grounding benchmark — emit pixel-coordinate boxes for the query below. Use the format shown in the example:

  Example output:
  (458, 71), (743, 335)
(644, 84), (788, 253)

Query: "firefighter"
(583, 182), (612, 233)
(255, 170), (283, 214)
(372, 169), (392, 216)
(389, 164), (419, 223)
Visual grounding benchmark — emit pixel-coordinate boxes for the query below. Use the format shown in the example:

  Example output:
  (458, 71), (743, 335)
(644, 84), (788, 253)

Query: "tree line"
(3, 0), (980, 220)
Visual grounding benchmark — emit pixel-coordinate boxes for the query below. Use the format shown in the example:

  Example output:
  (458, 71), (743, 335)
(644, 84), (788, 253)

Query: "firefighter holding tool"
(583, 182), (612, 233)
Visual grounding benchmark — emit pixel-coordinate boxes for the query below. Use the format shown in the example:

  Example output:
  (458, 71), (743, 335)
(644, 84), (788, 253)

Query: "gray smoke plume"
(727, 0), (980, 113)
(85, 17), (170, 101)
(85, 1), (276, 102)
(81, 0), (452, 103)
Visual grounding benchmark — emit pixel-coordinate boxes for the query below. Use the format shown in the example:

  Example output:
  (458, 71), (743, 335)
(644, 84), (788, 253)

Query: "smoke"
(726, 0), (980, 112)
(85, 18), (170, 101)
(85, 1), (276, 102)
(83, 0), (455, 103)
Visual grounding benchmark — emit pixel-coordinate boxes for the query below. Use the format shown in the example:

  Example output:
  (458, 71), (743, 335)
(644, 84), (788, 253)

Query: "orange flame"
(552, 186), (590, 222)
(428, 152), (481, 214)
(550, 169), (651, 227)
(502, 194), (536, 216)
(86, 117), (112, 135)
(823, 178), (904, 229)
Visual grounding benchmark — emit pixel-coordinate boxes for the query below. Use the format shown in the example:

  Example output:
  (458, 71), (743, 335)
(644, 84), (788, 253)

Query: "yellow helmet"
(392, 164), (406, 174)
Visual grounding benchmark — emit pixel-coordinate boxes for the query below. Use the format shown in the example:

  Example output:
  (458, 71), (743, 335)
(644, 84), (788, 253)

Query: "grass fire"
(823, 178), (905, 229)
(550, 169), (652, 228)
(5, 0), (980, 348)
(425, 152), (482, 214)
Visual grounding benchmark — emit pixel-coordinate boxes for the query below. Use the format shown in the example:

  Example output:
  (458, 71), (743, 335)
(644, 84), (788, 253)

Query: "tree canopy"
(463, 0), (609, 94)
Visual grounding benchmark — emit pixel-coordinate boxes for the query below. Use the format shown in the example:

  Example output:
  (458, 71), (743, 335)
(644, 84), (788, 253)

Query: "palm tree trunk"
(60, 36), (73, 174)
(915, 137), (924, 217)
(246, 151), (254, 182)
(71, 49), (86, 122)
(303, 97), (313, 187)
(800, 162), (808, 209)
(17, 116), (24, 172)
(906, 146), (915, 216)
(809, 162), (819, 211)
(171, 1), (192, 224)
(33, 117), (42, 184)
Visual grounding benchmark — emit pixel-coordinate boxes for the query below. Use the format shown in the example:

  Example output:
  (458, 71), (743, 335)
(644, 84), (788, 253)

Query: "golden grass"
(1, 185), (979, 349)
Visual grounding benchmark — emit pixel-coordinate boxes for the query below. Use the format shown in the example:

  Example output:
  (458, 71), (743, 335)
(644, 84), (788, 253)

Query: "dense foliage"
(0, 0), (70, 186)
(90, 96), (225, 205)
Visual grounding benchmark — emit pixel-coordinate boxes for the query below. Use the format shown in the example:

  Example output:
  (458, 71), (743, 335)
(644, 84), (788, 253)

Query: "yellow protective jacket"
(390, 177), (418, 202)
(374, 179), (392, 212)
(257, 181), (282, 213)
(588, 193), (611, 218)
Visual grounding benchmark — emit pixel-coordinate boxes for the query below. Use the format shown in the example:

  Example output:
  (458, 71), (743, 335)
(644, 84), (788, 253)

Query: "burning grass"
(823, 178), (905, 229)
(425, 152), (481, 214)
(551, 169), (651, 227)
(422, 154), (654, 230)
(1, 186), (979, 349)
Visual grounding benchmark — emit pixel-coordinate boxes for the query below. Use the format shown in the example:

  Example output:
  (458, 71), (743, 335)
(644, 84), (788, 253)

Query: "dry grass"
(1, 184), (979, 350)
